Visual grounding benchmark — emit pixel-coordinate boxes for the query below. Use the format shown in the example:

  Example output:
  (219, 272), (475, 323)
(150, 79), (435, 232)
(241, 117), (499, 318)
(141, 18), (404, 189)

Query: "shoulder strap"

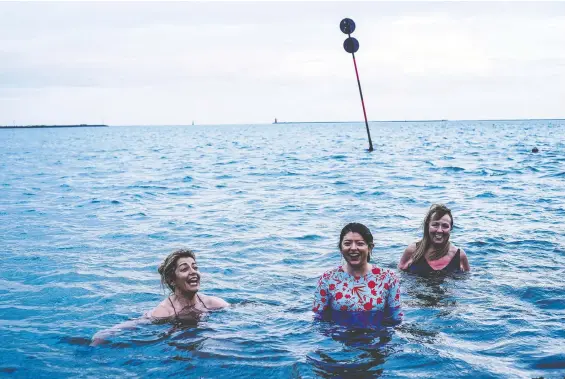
(197, 294), (210, 310)
(445, 249), (461, 270)
(168, 296), (179, 318)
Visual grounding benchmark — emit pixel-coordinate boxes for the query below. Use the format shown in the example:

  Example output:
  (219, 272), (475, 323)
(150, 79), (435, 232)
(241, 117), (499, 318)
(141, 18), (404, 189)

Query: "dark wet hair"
(158, 249), (196, 293)
(412, 204), (453, 262)
(338, 223), (374, 262)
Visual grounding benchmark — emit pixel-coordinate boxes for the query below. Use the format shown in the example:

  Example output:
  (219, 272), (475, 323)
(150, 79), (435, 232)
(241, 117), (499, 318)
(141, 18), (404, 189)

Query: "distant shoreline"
(0, 124), (108, 129)
(273, 118), (565, 124)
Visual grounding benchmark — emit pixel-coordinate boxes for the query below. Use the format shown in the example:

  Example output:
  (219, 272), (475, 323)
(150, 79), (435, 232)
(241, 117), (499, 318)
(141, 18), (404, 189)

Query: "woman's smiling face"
(428, 213), (452, 247)
(173, 257), (200, 294)
(340, 231), (372, 268)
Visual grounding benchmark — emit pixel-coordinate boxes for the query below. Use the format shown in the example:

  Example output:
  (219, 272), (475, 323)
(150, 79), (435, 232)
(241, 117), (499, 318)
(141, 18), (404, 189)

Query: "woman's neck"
(173, 290), (197, 308)
(345, 262), (371, 277)
(425, 242), (450, 260)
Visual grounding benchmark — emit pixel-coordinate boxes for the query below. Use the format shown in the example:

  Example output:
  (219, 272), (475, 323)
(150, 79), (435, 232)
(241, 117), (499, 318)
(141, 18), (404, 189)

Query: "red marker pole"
(340, 18), (374, 152)
(351, 50), (373, 152)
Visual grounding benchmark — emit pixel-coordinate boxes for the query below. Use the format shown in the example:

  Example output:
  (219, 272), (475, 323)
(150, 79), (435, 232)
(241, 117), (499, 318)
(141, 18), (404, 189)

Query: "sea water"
(1, 120), (564, 378)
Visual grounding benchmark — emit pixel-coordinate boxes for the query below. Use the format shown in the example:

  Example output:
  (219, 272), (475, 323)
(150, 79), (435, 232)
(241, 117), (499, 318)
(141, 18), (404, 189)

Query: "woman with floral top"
(313, 223), (403, 325)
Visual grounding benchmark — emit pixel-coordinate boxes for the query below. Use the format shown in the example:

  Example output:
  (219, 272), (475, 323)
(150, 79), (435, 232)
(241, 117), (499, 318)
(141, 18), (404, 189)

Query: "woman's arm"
(398, 243), (417, 270)
(384, 272), (403, 325)
(90, 316), (152, 346)
(203, 295), (230, 309)
(312, 274), (331, 316)
(91, 298), (173, 346)
(460, 249), (470, 271)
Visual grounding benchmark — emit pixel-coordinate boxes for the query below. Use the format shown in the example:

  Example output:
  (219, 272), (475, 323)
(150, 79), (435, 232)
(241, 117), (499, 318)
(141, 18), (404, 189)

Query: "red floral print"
(313, 265), (403, 322)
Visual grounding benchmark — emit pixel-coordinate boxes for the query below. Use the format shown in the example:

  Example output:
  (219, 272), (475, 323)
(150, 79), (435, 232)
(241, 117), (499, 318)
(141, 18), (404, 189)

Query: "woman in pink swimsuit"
(398, 204), (470, 275)
(313, 223), (403, 324)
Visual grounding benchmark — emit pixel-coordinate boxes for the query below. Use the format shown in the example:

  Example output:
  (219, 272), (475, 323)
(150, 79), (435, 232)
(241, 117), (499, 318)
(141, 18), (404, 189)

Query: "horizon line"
(3, 117), (564, 128)
(109, 117), (565, 127)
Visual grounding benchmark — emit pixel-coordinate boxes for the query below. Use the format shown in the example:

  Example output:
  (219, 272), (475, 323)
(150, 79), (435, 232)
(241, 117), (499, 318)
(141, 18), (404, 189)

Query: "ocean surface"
(1, 120), (564, 378)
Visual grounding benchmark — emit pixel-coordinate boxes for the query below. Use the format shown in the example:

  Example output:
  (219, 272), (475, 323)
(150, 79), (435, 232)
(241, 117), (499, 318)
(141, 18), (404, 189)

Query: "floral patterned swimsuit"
(313, 265), (403, 323)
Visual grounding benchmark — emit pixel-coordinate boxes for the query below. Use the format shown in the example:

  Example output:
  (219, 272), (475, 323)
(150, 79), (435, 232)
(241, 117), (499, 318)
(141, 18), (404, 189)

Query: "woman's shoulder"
(453, 245), (470, 271)
(369, 265), (398, 280)
(149, 297), (175, 319)
(319, 266), (345, 279)
(450, 244), (466, 256)
(405, 242), (418, 253)
(199, 294), (229, 309)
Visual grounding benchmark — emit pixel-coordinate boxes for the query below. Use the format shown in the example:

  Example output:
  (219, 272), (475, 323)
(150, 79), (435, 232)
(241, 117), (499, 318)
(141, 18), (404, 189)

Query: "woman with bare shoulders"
(398, 204), (470, 274)
(149, 249), (228, 319)
(91, 249), (228, 346)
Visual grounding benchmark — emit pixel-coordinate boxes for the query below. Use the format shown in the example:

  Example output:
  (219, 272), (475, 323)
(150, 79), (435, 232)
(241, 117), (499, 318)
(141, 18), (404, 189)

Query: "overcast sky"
(1, 1), (564, 125)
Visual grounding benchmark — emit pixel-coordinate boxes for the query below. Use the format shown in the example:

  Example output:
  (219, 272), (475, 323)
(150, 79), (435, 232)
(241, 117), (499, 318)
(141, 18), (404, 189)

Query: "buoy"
(532, 147), (539, 153)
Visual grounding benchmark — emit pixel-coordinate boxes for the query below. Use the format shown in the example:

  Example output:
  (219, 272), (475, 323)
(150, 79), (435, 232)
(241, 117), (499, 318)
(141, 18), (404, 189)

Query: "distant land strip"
(0, 124), (108, 129)
(273, 118), (565, 124)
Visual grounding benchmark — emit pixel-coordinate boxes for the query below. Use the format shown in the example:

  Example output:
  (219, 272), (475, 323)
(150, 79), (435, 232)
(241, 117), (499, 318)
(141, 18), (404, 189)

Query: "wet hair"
(411, 204), (453, 263)
(338, 223), (374, 262)
(158, 249), (196, 293)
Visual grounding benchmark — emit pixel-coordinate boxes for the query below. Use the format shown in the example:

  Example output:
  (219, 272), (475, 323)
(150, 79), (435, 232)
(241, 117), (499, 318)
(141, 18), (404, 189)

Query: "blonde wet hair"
(411, 204), (453, 263)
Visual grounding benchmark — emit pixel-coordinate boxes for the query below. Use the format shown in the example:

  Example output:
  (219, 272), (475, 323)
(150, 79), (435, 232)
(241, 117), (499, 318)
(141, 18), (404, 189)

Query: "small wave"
(126, 212), (147, 218)
(100, 233), (135, 239)
(294, 234), (323, 241)
(535, 198), (552, 203)
(541, 171), (565, 178)
(422, 185), (445, 191)
(281, 205), (301, 212)
(126, 185), (168, 190)
(476, 192), (496, 198)
(329, 154), (347, 160)
(443, 166), (465, 172)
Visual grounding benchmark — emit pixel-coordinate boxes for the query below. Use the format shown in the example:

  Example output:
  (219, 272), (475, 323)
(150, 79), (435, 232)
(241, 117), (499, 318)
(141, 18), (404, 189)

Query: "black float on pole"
(340, 18), (374, 152)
